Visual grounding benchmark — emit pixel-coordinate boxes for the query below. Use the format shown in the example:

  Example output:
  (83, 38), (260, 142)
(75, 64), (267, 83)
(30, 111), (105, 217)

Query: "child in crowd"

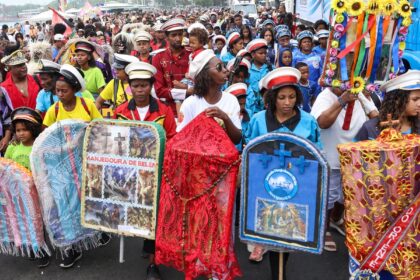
(278, 47), (293, 67)
(295, 62), (320, 113)
(214, 35), (226, 59)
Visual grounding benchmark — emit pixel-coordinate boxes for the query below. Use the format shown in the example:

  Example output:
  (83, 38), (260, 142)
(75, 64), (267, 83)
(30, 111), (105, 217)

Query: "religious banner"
(155, 113), (242, 280)
(338, 128), (419, 280)
(240, 132), (329, 254)
(81, 119), (165, 239)
(31, 120), (101, 251)
(0, 158), (49, 257)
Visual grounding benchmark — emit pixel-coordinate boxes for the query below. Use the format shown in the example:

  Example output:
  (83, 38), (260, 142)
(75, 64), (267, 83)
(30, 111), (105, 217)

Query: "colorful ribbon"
(369, 16), (384, 82)
(339, 14), (348, 82)
(392, 18), (402, 74)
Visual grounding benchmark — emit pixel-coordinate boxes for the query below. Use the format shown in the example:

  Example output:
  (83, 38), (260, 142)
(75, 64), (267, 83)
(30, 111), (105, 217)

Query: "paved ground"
(1, 231), (349, 280)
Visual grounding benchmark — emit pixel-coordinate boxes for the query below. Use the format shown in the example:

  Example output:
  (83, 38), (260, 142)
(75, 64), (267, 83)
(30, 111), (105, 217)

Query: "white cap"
(188, 49), (216, 80)
(263, 67), (301, 90)
(213, 35), (226, 44)
(380, 70), (420, 93)
(35, 59), (61, 73)
(227, 58), (251, 72)
(187, 22), (208, 35)
(237, 49), (250, 58)
(125, 61), (157, 80)
(227, 32), (241, 46)
(246, 38), (268, 53)
(161, 18), (186, 32)
(113, 53), (139, 69)
(134, 31), (153, 42)
(316, 29), (329, 39)
(225, 83), (247, 98)
(153, 23), (163, 32)
(59, 64), (86, 92)
(54, 34), (65, 41)
(199, 14), (210, 22)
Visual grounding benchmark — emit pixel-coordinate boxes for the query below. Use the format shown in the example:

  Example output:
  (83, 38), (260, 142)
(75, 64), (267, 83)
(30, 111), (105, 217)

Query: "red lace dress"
(155, 113), (242, 280)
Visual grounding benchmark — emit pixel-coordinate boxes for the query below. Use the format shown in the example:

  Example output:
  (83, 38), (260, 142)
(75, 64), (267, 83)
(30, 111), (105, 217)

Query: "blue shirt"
(293, 51), (322, 84)
(297, 80), (320, 113)
(51, 46), (61, 63)
(246, 62), (271, 117)
(221, 51), (235, 65)
(35, 89), (83, 113)
(246, 108), (323, 149)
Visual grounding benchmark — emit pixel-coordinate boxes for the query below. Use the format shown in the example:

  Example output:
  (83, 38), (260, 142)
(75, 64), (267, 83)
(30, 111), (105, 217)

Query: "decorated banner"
(338, 129), (419, 280)
(240, 132), (329, 254)
(81, 119), (165, 239)
(155, 113), (242, 280)
(31, 120), (101, 251)
(0, 158), (49, 257)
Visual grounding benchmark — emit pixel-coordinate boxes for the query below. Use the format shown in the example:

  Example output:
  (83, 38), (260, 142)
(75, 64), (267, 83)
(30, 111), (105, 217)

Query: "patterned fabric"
(337, 129), (420, 280)
(0, 87), (13, 139)
(0, 158), (49, 257)
(31, 120), (101, 250)
(156, 112), (242, 280)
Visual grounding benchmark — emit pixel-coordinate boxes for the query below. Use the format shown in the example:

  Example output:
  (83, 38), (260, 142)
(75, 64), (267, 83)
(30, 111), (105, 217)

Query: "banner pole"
(279, 252), (284, 280)
(119, 236), (125, 263)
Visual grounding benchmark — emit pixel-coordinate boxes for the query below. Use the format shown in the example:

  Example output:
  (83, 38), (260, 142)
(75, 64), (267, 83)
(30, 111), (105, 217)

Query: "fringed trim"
(57, 232), (104, 259)
(0, 241), (51, 258)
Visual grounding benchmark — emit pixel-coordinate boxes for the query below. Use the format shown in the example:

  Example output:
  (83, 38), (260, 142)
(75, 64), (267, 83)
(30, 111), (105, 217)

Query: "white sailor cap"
(188, 49), (216, 80)
(227, 32), (241, 47)
(213, 35), (226, 44)
(113, 53), (139, 69)
(59, 64), (86, 92)
(134, 31), (153, 42)
(53, 34), (65, 41)
(225, 83), (247, 98)
(153, 23), (163, 32)
(161, 18), (186, 32)
(316, 29), (329, 39)
(227, 58), (251, 72)
(237, 49), (250, 58)
(35, 59), (61, 74)
(246, 38), (268, 53)
(125, 61), (157, 80)
(187, 22), (208, 34)
(380, 70), (420, 93)
(263, 67), (301, 90)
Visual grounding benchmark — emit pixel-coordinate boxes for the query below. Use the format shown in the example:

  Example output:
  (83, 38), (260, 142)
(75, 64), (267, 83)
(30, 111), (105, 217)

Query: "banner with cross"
(239, 132), (329, 254)
(80, 119), (166, 239)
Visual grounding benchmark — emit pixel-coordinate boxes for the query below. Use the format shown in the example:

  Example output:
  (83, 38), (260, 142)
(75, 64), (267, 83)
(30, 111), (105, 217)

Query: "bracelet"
(337, 96), (346, 108)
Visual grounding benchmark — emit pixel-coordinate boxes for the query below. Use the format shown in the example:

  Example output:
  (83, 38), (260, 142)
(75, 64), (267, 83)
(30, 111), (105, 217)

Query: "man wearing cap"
(35, 59), (62, 113)
(1, 50), (40, 110)
(293, 30), (323, 85)
(313, 29), (329, 62)
(132, 31), (153, 64)
(95, 54), (139, 112)
(52, 34), (66, 63)
(152, 18), (191, 115)
(150, 24), (167, 51)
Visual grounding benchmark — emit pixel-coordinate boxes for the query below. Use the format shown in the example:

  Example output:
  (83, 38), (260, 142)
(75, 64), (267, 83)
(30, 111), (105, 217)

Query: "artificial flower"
(332, 79), (341, 88)
(398, 0), (412, 18)
(402, 16), (412, 27)
(348, 0), (365, 17)
(331, 40), (339, 48)
(399, 41), (406, 51)
(329, 63), (337, 70)
(332, 0), (347, 14)
(336, 13), (345, 23)
(381, 0), (397, 16)
(351, 76), (365, 94)
(366, 0), (380, 14)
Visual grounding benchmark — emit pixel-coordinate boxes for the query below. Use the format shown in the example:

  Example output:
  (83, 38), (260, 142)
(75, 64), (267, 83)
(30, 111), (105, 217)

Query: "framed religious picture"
(240, 132), (329, 254)
(81, 119), (166, 239)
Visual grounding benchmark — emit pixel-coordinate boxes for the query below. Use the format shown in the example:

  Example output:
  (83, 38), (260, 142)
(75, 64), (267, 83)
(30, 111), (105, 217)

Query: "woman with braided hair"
(355, 71), (420, 141)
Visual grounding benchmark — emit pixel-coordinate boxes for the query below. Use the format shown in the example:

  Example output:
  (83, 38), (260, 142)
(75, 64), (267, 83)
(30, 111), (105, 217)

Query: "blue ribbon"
(339, 14), (348, 81)
(370, 16), (384, 82)
(392, 18), (402, 74)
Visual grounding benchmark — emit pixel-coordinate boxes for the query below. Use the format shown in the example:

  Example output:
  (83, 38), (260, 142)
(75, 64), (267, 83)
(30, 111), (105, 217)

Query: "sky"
(0, 0), (51, 5)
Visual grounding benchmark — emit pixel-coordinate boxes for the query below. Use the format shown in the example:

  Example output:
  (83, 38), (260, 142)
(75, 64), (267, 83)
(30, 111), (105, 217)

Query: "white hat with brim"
(246, 38), (268, 53)
(188, 49), (216, 80)
(187, 22), (208, 35)
(125, 61), (157, 80)
(134, 31), (153, 42)
(227, 58), (251, 72)
(35, 59), (61, 74)
(225, 83), (247, 98)
(161, 18), (186, 32)
(113, 53), (139, 69)
(263, 67), (301, 90)
(59, 64), (86, 92)
(227, 32), (241, 47)
(380, 70), (420, 93)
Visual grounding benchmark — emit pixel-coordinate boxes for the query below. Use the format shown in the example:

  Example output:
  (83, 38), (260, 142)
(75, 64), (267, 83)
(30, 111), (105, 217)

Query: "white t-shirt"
(177, 92), (242, 132)
(137, 106), (149, 121)
(311, 88), (369, 169)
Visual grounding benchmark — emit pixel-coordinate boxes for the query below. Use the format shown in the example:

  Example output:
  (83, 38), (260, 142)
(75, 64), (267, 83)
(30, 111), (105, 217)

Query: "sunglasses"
(207, 62), (225, 72)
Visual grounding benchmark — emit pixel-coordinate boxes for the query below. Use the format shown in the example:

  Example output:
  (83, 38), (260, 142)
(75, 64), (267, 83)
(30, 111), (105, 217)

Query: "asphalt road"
(0, 231), (349, 280)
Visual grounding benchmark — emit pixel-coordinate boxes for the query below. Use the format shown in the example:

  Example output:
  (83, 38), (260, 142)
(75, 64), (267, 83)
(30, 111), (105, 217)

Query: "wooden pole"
(278, 252), (284, 280)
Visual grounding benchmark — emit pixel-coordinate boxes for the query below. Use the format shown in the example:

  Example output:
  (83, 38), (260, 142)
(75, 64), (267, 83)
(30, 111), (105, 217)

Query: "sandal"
(330, 218), (346, 237)
(249, 245), (267, 262)
(324, 231), (337, 252)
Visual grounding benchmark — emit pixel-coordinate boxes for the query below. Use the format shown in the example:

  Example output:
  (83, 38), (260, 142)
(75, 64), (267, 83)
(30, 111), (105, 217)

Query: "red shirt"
(1, 74), (40, 109)
(152, 47), (191, 114)
(150, 39), (168, 51)
(113, 97), (177, 141)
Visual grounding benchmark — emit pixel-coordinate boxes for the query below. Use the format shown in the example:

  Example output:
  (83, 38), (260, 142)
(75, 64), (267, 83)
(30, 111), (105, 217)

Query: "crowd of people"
(0, 3), (419, 280)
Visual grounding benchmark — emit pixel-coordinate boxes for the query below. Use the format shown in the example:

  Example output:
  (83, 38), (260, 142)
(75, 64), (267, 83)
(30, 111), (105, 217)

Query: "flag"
(49, 7), (73, 38)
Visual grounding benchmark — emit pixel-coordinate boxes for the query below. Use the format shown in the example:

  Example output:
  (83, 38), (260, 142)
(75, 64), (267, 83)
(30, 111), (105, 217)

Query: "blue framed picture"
(240, 132), (329, 254)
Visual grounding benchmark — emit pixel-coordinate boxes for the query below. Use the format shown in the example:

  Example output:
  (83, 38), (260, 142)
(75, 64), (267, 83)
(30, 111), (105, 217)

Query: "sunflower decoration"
(351, 76), (365, 94)
(398, 0), (412, 18)
(347, 0), (365, 17)
(402, 16), (412, 27)
(366, 0), (381, 14)
(380, 0), (397, 16)
(332, 0), (347, 14)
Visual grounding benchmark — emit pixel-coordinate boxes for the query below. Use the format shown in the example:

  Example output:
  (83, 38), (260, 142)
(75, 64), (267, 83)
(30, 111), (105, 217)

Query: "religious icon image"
(264, 169), (298, 201)
(129, 127), (157, 158)
(137, 170), (155, 206)
(255, 198), (308, 242)
(103, 166), (137, 203)
(127, 207), (153, 234)
(84, 200), (125, 229)
(85, 164), (103, 198)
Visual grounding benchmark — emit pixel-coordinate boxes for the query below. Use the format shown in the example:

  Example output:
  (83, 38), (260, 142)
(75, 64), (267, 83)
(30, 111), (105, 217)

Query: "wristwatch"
(337, 96), (346, 109)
